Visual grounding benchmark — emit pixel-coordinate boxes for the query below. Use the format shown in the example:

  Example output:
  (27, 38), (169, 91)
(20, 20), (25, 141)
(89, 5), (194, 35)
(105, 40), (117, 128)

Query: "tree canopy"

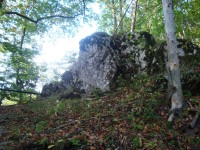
(97, 0), (200, 44)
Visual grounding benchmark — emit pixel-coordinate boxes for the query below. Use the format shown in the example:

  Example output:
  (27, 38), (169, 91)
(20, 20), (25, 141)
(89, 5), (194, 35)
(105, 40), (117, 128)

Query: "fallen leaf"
(48, 145), (54, 149)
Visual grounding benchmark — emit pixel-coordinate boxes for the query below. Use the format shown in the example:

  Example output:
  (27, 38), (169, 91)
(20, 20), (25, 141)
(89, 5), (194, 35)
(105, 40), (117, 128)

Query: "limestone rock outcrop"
(41, 31), (157, 97)
(41, 32), (200, 98)
(77, 32), (118, 94)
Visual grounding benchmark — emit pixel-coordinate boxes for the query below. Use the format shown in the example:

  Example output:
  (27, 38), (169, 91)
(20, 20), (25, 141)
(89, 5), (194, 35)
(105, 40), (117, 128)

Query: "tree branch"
(0, 88), (40, 95)
(115, 0), (134, 33)
(3, 11), (37, 23)
(20, 27), (26, 49)
(3, 11), (82, 24)
(36, 13), (82, 23)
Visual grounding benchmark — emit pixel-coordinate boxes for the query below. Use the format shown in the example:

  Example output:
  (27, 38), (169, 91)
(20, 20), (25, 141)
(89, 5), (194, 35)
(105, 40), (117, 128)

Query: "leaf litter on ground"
(0, 87), (199, 149)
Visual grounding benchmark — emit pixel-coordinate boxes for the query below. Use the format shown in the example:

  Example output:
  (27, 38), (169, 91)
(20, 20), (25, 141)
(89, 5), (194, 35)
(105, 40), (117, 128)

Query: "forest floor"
(0, 85), (200, 149)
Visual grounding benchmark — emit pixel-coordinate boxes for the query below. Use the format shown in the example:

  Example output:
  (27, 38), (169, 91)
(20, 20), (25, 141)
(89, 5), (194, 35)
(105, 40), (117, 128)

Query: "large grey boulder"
(41, 32), (157, 98)
(111, 31), (157, 77)
(76, 31), (157, 95)
(42, 31), (200, 97)
(77, 32), (118, 95)
(41, 31), (200, 98)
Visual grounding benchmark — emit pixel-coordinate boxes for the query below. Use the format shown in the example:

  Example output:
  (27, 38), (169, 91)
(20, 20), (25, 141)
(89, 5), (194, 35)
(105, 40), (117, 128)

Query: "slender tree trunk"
(145, 1), (151, 33)
(162, 0), (184, 122)
(131, 0), (138, 32)
(111, 0), (117, 33)
(119, 0), (123, 31)
(20, 27), (26, 49)
(17, 27), (26, 102)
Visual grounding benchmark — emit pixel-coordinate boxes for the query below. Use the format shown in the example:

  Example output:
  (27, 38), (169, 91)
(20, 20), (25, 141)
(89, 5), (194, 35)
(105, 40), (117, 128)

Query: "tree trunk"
(111, 0), (117, 33)
(130, 0), (138, 32)
(17, 27), (26, 102)
(119, 0), (123, 31)
(162, 0), (184, 122)
(20, 27), (26, 49)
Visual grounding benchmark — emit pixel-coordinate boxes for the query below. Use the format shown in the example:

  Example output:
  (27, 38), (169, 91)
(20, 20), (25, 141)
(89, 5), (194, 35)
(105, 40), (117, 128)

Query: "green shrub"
(132, 137), (141, 148)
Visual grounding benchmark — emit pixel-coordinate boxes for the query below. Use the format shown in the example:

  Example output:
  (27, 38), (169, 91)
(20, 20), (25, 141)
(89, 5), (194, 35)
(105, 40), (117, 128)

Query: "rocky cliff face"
(41, 32), (200, 98)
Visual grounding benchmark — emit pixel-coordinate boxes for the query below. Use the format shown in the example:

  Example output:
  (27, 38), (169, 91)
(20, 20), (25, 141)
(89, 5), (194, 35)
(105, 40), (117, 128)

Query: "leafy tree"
(97, 0), (163, 35)
(97, 0), (200, 45)
(173, 0), (200, 43)
(0, 42), (39, 102)
(0, 0), (94, 45)
(0, 0), (95, 102)
(97, 0), (132, 34)
(134, 0), (165, 39)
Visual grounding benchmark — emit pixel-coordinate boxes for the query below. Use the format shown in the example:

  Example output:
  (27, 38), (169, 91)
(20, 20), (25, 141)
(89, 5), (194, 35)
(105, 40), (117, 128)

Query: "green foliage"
(52, 100), (67, 115)
(168, 140), (176, 148)
(191, 138), (200, 145)
(55, 100), (66, 112)
(0, 42), (40, 103)
(131, 124), (143, 131)
(174, 0), (200, 43)
(11, 125), (21, 135)
(136, 0), (164, 39)
(58, 86), (74, 100)
(1, 0), (90, 39)
(142, 107), (156, 121)
(127, 114), (135, 121)
(131, 73), (153, 94)
(97, 0), (129, 33)
(0, 0), (96, 103)
(97, 0), (200, 44)
(145, 141), (156, 149)
(39, 137), (49, 147)
(132, 137), (141, 149)
(35, 121), (48, 133)
(91, 88), (104, 99)
(70, 138), (81, 146)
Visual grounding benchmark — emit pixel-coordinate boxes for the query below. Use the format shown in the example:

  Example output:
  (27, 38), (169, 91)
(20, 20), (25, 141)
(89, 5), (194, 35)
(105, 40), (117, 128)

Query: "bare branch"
(3, 11), (37, 23)
(0, 88), (40, 95)
(36, 13), (82, 23)
(3, 11), (82, 24)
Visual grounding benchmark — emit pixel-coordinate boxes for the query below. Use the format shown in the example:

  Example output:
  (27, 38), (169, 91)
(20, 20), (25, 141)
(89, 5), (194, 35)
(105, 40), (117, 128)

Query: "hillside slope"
(0, 78), (199, 149)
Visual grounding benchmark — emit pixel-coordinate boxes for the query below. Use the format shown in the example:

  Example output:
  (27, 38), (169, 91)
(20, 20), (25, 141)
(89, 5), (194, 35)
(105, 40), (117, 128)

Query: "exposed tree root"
(190, 111), (200, 128)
